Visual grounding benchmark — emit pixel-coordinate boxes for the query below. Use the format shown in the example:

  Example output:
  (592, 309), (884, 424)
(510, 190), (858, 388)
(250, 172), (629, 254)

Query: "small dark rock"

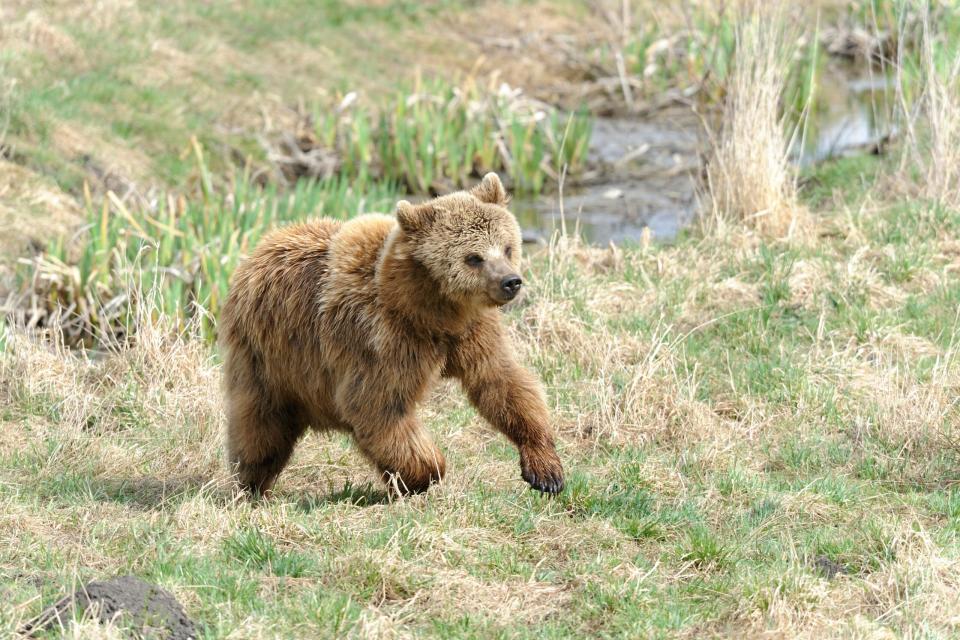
(20, 575), (197, 639)
(813, 554), (850, 580)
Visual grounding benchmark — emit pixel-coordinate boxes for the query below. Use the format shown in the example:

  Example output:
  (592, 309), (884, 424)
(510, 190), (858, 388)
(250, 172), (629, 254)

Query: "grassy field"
(3, 1), (960, 638)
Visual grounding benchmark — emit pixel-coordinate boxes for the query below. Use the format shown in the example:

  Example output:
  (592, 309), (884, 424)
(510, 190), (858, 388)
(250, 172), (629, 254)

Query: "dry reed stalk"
(703, 1), (806, 238)
(897, 8), (960, 207)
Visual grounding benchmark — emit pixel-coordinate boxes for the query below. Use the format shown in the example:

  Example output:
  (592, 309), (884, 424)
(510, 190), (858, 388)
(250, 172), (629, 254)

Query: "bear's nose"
(500, 275), (523, 298)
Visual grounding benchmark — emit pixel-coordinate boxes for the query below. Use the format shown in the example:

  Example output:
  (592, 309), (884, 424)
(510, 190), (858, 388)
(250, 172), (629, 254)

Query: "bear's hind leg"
(226, 391), (307, 497)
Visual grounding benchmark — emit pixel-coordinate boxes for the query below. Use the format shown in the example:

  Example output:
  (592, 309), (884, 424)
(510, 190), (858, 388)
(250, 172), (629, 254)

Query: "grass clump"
(897, 8), (960, 208)
(18, 146), (401, 344)
(703, 2), (804, 238)
(614, 4), (738, 101)
(315, 77), (592, 196)
(593, 1), (828, 115)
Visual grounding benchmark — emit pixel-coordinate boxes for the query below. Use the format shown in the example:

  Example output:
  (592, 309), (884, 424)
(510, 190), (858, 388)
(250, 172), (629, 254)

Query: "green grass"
(2, 0), (593, 202)
(610, 3), (738, 102)
(315, 77), (592, 196)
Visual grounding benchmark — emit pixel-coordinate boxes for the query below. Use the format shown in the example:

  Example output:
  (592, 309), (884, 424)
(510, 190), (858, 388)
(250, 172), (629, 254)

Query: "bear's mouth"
(486, 288), (519, 307)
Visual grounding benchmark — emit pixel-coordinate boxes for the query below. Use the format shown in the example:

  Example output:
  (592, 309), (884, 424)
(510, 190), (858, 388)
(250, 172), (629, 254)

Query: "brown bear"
(219, 172), (564, 497)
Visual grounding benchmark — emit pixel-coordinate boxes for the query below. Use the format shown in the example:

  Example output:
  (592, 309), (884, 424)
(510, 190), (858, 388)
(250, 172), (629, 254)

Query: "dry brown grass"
(897, 9), (960, 208)
(0, 61), (13, 148)
(702, 1), (807, 238)
(0, 296), (223, 478)
(0, 160), (82, 259)
(0, 10), (86, 64)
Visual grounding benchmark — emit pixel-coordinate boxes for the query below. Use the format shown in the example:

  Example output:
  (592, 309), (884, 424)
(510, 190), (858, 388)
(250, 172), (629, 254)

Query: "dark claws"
(522, 470), (565, 495)
(520, 444), (565, 495)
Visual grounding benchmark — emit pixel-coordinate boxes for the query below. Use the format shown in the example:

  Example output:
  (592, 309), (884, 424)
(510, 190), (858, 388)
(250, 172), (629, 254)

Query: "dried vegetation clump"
(702, 2), (807, 238)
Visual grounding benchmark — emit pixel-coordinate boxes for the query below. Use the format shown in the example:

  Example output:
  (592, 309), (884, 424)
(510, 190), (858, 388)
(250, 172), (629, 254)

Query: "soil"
(20, 575), (198, 639)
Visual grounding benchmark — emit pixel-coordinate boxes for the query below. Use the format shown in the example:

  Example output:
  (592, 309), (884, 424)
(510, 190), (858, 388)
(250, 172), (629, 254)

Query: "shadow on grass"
(85, 474), (232, 509)
(295, 481), (390, 511)
(31, 472), (390, 511)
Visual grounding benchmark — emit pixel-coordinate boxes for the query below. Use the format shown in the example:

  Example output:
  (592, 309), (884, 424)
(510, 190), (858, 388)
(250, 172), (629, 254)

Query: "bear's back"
(220, 218), (344, 351)
(220, 215), (398, 353)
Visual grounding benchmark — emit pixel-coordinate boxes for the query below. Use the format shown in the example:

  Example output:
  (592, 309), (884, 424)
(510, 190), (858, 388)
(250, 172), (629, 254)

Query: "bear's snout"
(500, 275), (523, 299)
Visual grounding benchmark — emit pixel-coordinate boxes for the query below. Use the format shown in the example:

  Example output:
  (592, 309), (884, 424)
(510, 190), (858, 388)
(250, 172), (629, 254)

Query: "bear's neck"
(376, 233), (474, 338)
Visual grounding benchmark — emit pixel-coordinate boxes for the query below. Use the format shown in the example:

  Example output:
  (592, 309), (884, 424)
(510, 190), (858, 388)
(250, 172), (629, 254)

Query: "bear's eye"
(465, 254), (484, 267)
(505, 246), (513, 259)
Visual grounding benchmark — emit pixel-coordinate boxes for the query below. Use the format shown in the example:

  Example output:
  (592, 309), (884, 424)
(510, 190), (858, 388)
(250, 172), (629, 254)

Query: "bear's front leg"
(467, 364), (564, 495)
(354, 414), (447, 495)
(446, 318), (564, 494)
(335, 375), (446, 495)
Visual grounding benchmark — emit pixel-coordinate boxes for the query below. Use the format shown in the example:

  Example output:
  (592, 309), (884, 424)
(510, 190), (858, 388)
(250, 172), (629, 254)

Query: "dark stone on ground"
(20, 575), (197, 639)
(813, 554), (851, 580)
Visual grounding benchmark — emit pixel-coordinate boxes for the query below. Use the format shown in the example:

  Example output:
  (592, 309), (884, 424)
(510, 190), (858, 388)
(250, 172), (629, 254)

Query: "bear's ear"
(470, 172), (509, 205)
(396, 200), (436, 235)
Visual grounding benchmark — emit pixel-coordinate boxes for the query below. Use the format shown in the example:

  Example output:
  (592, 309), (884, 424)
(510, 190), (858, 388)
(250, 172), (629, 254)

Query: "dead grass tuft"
(860, 527), (960, 634)
(896, 9), (960, 208)
(702, 1), (807, 238)
(788, 258), (830, 310)
(47, 615), (127, 640)
(0, 161), (82, 258)
(846, 346), (960, 459)
(1, 11), (85, 64)
(0, 291), (223, 479)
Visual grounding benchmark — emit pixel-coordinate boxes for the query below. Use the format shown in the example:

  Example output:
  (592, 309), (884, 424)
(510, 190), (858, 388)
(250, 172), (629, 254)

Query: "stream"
(515, 62), (894, 246)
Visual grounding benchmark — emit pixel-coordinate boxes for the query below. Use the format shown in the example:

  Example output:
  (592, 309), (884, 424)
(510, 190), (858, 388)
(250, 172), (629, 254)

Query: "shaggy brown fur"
(219, 173), (564, 496)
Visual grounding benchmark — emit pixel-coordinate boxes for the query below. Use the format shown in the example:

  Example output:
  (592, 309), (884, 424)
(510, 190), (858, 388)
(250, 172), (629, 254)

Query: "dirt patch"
(1, 10), (86, 64)
(0, 160), (82, 258)
(21, 575), (198, 639)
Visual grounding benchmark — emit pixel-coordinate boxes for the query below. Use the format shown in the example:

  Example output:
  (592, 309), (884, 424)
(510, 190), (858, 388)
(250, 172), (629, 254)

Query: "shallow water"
(513, 116), (700, 245)
(793, 63), (894, 166)
(515, 62), (894, 246)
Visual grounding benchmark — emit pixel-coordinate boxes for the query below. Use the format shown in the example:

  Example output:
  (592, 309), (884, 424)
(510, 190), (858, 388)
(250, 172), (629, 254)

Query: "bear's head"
(395, 173), (524, 307)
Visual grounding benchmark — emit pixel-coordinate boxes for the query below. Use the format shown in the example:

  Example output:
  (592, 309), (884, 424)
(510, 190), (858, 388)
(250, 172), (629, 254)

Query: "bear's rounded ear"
(470, 172), (509, 205)
(396, 200), (435, 234)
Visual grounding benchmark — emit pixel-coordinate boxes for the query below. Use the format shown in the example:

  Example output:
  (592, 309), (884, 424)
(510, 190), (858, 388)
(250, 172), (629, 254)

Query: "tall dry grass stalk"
(897, 10), (960, 207)
(702, 1), (804, 238)
(0, 62), (14, 149)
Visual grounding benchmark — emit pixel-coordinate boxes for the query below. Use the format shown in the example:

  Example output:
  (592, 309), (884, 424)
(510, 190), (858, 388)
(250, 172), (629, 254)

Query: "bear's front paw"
(520, 445), (565, 495)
